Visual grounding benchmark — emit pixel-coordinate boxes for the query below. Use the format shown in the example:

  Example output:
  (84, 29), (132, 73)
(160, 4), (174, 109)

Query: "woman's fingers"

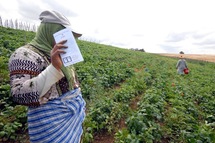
(51, 40), (68, 71)
(52, 40), (67, 52)
(52, 49), (65, 57)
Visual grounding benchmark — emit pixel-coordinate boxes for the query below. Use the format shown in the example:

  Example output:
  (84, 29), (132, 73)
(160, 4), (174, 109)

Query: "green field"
(0, 26), (215, 143)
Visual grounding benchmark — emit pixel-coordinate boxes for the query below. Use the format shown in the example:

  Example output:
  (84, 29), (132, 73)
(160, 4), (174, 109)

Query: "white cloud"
(1, 0), (215, 54)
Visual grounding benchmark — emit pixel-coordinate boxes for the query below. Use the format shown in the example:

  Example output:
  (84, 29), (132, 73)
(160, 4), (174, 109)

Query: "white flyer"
(53, 28), (84, 67)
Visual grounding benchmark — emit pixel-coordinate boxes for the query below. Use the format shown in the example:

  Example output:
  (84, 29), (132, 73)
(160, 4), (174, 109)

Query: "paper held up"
(53, 28), (84, 67)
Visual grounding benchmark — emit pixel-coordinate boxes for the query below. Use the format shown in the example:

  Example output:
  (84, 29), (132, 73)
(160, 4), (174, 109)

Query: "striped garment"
(27, 88), (86, 143)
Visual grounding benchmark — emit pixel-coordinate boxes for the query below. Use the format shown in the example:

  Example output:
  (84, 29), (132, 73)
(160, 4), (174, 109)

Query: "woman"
(8, 10), (85, 143)
(176, 55), (188, 74)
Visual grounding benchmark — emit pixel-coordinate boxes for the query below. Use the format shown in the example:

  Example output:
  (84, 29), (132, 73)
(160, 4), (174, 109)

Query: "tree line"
(130, 48), (145, 52)
(0, 16), (37, 32)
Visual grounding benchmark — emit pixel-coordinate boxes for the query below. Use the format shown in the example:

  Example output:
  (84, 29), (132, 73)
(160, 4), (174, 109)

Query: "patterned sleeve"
(9, 47), (48, 107)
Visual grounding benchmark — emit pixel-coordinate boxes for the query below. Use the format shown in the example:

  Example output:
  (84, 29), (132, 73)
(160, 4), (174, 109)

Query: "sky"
(1, 0), (215, 55)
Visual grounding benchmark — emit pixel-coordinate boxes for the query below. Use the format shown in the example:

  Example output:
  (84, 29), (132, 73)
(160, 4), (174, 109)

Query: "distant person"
(8, 10), (85, 143)
(176, 55), (188, 74)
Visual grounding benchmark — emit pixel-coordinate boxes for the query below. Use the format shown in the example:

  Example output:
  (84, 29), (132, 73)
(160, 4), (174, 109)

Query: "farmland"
(157, 53), (215, 63)
(0, 26), (215, 143)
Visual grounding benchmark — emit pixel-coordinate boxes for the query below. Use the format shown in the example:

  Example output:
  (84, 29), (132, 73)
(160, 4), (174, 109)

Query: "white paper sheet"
(53, 28), (84, 67)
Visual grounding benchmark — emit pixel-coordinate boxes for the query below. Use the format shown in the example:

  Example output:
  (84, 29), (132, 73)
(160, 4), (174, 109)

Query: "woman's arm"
(9, 47), (63, 106)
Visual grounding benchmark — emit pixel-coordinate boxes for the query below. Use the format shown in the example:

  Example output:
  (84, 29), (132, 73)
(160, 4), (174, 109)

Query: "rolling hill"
(1, 26), (215, 143)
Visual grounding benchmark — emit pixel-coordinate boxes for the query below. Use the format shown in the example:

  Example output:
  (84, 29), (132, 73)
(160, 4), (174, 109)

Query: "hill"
(0, 26), (215, 143)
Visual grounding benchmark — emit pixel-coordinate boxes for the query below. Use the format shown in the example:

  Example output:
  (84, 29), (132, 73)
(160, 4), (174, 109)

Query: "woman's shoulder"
(9, 45), (48, 66)
(10, 45), (42, 60)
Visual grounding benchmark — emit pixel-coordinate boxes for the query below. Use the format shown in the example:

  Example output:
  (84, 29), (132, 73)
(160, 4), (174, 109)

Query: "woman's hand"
(51, 40), (67, 71)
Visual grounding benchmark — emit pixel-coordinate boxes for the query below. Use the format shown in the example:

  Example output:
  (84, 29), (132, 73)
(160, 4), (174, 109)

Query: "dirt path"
(157, 53), (215, 63)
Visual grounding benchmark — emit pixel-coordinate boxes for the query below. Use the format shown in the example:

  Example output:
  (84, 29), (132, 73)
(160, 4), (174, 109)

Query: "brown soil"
(130, 96), (141, 110)
(93, 129), (115, 143)
(92, 118), (128, 143)
(157, 53), (215, 63)
(92, 96), (141, 143)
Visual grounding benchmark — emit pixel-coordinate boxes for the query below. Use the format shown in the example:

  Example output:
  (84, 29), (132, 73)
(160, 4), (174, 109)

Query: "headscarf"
(30, 23), (75, 90)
